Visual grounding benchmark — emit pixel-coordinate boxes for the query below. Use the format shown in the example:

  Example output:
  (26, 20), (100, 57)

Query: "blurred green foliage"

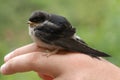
(0, 0), (120, 80)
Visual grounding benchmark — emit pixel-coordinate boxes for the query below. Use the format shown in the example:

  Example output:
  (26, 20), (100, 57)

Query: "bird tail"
(55, 38), (111, 58)
(79, 45), (111, 57)
(71, 39), (111, 57)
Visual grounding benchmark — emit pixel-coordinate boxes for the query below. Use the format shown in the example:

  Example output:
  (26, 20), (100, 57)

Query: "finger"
(1, 51), (67, 76)
(1, 52), (41, 75)
(4, 43), (45, 62)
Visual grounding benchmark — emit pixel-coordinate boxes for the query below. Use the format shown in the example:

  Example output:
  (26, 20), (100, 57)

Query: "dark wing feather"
(34, 23), (75, 43)
(74, 37), (88, 45)
(53, 38), (110, 57)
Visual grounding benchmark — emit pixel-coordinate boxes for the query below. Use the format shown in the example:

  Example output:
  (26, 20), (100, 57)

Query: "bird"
(27, 10), (110, 58)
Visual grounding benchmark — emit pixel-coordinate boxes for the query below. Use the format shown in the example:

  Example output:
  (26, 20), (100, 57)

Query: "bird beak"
(27, 21), (34, 25)
(27, 21), (38, 27)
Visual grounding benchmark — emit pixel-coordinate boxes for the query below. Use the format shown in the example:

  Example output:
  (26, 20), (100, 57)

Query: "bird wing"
(53, 38), (110, 57)
(34, 23), (76, 43)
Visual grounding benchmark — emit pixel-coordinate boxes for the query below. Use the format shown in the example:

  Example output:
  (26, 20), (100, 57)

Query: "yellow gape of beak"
(27, 21), (38, 27)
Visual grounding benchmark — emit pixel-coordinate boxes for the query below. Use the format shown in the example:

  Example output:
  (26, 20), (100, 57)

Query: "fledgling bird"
(27, 10), (110, 58)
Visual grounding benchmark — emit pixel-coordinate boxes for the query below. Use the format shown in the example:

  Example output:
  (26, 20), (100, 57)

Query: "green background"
(0, 0), (120, 80)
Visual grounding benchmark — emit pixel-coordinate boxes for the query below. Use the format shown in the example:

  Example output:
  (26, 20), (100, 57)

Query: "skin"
(0, 43), (120, 80)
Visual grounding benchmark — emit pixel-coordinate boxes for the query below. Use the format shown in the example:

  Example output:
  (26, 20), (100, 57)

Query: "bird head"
(27, 11), (49, 28)
(28, 10), (72, 31)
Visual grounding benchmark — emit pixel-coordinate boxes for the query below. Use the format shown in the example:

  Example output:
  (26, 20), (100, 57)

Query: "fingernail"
(0, 64), (7, 74)
(4, 51), (14, 62)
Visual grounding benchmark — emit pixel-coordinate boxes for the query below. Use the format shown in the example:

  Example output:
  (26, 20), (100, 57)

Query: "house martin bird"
(27, 10), (110, 58)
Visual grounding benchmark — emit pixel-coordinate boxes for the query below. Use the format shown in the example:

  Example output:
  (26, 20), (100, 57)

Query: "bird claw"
(42, 49), (59, 57)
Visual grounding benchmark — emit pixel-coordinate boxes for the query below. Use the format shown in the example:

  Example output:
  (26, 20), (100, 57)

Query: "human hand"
(1, 43), (120, 80)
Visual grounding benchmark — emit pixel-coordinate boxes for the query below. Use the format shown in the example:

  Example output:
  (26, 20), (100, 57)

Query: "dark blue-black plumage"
(28, 11), (110, 58)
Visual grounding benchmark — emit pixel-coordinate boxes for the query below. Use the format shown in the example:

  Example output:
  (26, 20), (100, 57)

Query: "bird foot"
(42, 49), (59, 57)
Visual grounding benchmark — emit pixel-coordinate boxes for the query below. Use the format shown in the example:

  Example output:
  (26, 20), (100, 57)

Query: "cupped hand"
(1, 43), (120, 80)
